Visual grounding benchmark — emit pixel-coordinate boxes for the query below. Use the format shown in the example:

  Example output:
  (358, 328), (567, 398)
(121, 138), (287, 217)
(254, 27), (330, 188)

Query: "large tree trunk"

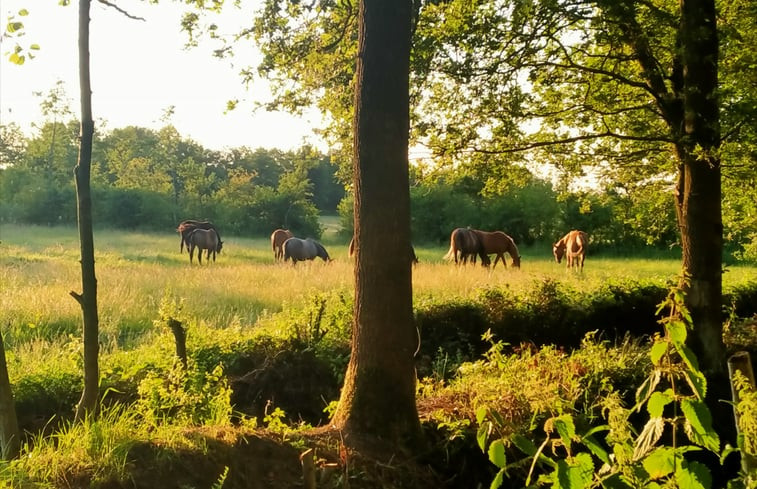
(331, 0), (422, 452)
(678, 0), (725, 379)
(72, 0), (100, 421)
(0, 332), (21, 460)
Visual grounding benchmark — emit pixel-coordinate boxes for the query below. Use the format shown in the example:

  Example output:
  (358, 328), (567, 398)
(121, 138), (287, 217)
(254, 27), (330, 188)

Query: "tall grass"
(2, 223), (755, 382)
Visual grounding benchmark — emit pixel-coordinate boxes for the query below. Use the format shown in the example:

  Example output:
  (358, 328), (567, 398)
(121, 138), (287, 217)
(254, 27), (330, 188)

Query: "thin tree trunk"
(332, 0), (422, 452)
(72, 0), (99, 421)
(0, 331), (21, 460)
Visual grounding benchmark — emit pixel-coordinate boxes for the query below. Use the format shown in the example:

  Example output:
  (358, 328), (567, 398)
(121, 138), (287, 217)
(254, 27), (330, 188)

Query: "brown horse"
(271, 229), (294, 262)
(350, 236), (419, 264)
(472, 229), (521, 269)
(443, 228), (491, 266)
(187, 228), (223, 264)
(553, 230), (588, 271)
(177, 220), (221, 254)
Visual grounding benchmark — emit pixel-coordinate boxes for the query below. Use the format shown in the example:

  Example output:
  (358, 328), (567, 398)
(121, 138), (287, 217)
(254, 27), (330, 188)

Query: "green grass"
(1, 223), (755, 379)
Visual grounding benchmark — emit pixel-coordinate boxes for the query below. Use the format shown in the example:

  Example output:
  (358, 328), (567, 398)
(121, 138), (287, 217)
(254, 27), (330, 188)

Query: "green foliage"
(476, 283), (751, 488)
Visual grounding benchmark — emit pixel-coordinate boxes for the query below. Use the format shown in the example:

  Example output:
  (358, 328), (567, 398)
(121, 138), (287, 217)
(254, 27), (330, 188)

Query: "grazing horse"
(270, 229), (294, 262)
(472, 229), (521, 269)
(187, 228), (223, 264)
(553, 230), (588, 271)
(349, 236), (419, 264)
(283, 237), (331, 264)
(177, 220), (221, 254)
(443, 228), (491, 266)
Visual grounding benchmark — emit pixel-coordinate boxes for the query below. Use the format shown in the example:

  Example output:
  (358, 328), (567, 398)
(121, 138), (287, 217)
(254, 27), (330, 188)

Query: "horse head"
(553, 242), (566, 263)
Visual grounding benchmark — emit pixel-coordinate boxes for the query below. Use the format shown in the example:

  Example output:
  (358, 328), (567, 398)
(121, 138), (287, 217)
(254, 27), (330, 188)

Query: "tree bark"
(331, 0), (422, 452)
(678, 0), (725, 379)
(73, 0), (100, 421)
(0, 332), (21, 460)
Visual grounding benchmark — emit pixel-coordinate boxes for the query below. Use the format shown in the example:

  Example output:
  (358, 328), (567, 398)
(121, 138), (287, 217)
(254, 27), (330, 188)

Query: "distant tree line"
(0, 121), (343, 239)
(1, 118), (755, 260)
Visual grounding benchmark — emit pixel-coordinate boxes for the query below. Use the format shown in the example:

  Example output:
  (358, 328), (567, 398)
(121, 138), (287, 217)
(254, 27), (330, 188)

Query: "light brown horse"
(271, 228), (294, 262)
(177, 220), (221, 254)
(187, 228), (223, 264)
(443, 228), (491, 266)
(553, 230), (588, 271)
(472, 229), (521, 269)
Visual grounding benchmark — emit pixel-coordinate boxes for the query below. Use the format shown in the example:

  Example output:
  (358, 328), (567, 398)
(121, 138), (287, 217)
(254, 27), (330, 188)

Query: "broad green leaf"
(511, 434), (557, 468)
(582, 435), (610, 465)
(476, 405), (489, 424)
(554, 414), (577, 452)
(675, 460), (712, 489)
(477, 422), (490, 452)
(18, 9), (29, 16)
(666, 320), (687, 345)
(681, 400), (720, 453)
(647, 391), (673, 418)
(553, 453), (594, 489)
(641, 447), (675, 480)
(488, 439), (506, 468)
(490, 468), (505, 489)
(650, 341), (668, 365)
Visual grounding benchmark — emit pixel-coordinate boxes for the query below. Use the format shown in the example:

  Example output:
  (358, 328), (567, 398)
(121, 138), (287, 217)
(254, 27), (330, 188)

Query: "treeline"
(0, 122), (343, 238)
(1, 121), (755, 260)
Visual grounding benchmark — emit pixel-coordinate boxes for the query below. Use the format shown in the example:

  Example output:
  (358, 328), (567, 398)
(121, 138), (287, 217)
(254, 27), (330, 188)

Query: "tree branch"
(96, 0), (146, 21)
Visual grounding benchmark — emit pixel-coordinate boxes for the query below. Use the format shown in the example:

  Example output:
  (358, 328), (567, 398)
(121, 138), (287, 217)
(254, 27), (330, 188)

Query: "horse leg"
(189, 244), (194, 264)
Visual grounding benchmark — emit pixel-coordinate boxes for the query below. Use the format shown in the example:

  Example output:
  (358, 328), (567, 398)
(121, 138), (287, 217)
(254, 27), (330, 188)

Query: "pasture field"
(1, 223), (755, 363)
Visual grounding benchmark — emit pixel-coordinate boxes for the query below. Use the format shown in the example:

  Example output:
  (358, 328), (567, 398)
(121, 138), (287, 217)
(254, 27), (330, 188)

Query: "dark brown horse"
(553, 230), (588, 271)
(187, 228), (223, 264)
(271, 228), (294, 262)
(472, 230), (521, 269)
(177, 220), (221, 254)
(349, 236), (419, 264)
(443, 228), (491, 266)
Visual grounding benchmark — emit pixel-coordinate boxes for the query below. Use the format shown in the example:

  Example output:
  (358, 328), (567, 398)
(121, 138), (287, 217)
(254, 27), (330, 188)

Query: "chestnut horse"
(187, 228), (223, 264)
(472, 229), (521, 269)
(443, 228), (491, 267)
(553, 230), (588, 271)
(177, 220), (221, 254)
(349, 236), (419, 264)
(271, 229), (294, 262)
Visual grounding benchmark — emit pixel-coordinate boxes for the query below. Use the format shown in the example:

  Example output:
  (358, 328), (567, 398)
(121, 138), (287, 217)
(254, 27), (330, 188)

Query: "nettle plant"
(477, 285), (754, 488)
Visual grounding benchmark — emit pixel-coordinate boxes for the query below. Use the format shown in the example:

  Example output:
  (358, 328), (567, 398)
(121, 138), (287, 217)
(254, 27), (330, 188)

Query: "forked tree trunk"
(72, 0), (100, 421)
(0, 332), (21, 460)
(332, 0), (422, 452)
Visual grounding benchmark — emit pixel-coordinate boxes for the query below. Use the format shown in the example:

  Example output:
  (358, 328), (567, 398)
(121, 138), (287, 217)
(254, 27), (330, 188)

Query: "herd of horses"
(177, 220), (588, 271)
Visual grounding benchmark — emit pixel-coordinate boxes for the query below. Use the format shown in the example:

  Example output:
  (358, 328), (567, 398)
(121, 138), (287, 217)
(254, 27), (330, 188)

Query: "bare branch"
(96, 0), (146, 21)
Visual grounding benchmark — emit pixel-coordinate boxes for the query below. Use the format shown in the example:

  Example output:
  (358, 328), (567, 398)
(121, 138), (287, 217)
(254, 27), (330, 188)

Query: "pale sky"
(0, 1), (326, 152)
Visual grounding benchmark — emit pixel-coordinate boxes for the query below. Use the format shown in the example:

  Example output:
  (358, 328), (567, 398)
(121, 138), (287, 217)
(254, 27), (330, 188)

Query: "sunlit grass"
(2, 223), (755, 384)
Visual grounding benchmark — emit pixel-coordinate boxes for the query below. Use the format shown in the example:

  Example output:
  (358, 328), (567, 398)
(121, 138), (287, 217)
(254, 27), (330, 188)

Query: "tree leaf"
(582, 435), (610, 466)
(8, 52), (25, 65)
(681, 399), (720, 453)
(633, 417), (665, 460)
(489, 468), (505, 489)
(6, 21), (24, 33)
(488, 439), (506, 468)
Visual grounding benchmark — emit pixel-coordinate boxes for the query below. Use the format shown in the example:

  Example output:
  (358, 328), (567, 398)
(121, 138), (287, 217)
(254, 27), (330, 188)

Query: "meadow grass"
(2, 223), (755, 378)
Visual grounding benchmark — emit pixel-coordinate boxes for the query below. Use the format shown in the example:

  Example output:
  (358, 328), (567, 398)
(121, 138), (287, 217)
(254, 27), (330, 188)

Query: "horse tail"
(444, 229), (459, 261)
